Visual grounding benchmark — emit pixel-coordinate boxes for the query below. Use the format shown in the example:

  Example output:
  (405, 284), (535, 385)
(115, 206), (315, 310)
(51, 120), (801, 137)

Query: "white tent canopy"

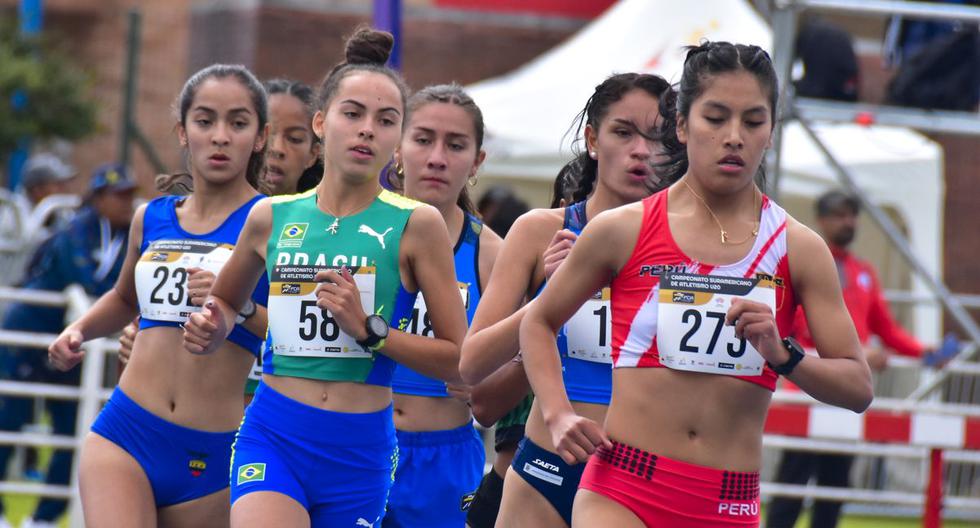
(467, 0), (944, 342)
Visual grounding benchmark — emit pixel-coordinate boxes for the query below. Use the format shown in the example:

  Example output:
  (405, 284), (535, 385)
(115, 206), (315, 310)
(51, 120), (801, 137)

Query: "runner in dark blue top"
(383, 84), (503, 528)
(48, 64), (271, 527)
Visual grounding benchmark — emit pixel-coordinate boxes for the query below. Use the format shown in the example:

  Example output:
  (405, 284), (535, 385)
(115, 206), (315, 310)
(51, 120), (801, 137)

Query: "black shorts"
(465, 467), (505, 528)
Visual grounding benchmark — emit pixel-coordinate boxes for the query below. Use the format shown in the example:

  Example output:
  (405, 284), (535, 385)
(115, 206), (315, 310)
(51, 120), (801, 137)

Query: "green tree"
(0, 20), (97, 167)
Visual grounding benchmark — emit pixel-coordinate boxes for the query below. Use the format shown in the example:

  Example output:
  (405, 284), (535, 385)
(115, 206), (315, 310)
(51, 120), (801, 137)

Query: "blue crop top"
(391, 214), (484, 397)
(134, 195), (269, 356)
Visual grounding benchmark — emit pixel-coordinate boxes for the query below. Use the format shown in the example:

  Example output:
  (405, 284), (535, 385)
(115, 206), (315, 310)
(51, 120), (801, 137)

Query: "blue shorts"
(383, 422), (485, 528)
(510, 437), (586, 526)
(91, 387), (236, 507)
(230, 382), (397, 527)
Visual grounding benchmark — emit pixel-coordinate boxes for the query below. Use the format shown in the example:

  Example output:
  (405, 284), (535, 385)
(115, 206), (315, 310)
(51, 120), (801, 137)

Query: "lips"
(718, 154), (745, 167)
(627, 163), (651, 181)
(265, 164), (285, 183)
(350, 144), (375, 160)
(210, 153), (229, 162)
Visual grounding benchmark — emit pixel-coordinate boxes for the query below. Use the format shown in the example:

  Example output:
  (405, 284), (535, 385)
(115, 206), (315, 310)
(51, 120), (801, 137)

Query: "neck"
(677, 173), (759, 219)
(186, 172), (257, 215)
(585, 180), (635, 220)
(317, 167), (381, 216)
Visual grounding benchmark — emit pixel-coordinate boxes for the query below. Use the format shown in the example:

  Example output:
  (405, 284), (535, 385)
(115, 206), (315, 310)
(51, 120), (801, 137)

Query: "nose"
(212, 122), (230, 146)
(358, 125), (375, 140)
(630, 136), (653, 160)
(723, 121), (744, 149)
(426, 143), (448, 170)
(268, 133), (285, 160)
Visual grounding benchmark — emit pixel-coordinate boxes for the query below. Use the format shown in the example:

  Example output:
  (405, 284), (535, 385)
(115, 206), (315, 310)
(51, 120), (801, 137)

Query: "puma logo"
(358, 225), (393, 249)
(355, 517), (377, 527)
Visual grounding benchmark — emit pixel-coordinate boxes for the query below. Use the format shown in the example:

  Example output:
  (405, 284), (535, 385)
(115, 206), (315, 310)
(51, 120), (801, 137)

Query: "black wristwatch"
(768, 336), (805, 376)
(238, 299), (257, 320)
(357, 314), (389, 351)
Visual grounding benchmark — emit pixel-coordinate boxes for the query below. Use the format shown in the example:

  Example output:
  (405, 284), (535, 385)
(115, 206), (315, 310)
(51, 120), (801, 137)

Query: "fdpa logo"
(280, 283), (301, 295)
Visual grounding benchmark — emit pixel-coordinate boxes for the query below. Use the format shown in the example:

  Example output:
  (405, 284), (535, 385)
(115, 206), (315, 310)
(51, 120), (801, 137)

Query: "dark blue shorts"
(510, 437), (586, 526)
(383, 422), (485, 528)
(91, 387), (236, 507)
(230, 382), (397, 527)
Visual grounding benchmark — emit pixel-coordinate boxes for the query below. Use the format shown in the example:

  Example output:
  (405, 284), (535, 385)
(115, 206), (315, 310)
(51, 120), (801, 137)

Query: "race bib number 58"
(267, 265), (376, 358)
(656, 273), (776, 376)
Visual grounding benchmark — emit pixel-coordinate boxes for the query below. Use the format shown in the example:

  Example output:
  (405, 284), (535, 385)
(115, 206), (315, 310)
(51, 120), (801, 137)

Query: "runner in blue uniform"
(382, 84), (502, 528)
(47, 64), (271, 527)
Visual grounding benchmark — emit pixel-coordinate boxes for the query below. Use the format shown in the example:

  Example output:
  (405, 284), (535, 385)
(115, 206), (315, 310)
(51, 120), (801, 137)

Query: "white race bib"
(565, 287), (612, 364)
(135, 240), (234, 322)
(267, 265), (376, 358)
(406, 283), (469, 338)
(247, 350), (262, 382)
(656, 273), (776, 376)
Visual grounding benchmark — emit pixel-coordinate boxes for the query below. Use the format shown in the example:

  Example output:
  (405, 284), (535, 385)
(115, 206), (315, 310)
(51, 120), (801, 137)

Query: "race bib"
(656, 273), (776, 376)
(267, 265), (376, 358)
(135, 240), (234, 322)
(407, 282), (469, 338)
(247, 350), (262, 382)
(565, 288), (611, 364)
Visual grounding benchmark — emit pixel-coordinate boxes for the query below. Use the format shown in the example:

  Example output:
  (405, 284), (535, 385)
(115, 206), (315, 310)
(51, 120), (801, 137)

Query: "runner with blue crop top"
(48, 64), (271, 527)
(382, 84), (503, 528)
(459, 73), (672, 528)
(182, 28), (468, 528)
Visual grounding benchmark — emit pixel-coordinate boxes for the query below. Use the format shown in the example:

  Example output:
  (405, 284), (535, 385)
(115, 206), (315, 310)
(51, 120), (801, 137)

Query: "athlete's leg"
(78, 433), (156, 528)
(810, 454), (853, 528)
(494, 466), (565, 528)
(232, 491), (310, 528)
(766, 449), (816, 528)
(570, 489), (643, 528)
(158, 488), (231, 528)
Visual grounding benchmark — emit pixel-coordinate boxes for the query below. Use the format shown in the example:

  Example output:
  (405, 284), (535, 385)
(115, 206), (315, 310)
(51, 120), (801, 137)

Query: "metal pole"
(924, 448), (943, 528)
(794, 118), (980, 398)
(372, 0), (402, 70)
(119, 9), (141, 168)
(6, 0), (43, 190)
(767, 3), (799, 199)
(790, 0), (980, 23)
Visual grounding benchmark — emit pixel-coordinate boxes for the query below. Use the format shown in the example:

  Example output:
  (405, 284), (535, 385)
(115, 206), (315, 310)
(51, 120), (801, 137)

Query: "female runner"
(182, 28), (468, 528)
(459, 72), (671, 527)
(48, 64), (271, 527)
(520, 41), (873, 527)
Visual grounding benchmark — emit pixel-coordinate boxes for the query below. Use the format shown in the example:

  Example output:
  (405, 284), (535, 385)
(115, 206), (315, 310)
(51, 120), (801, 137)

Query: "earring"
(468, 175), (479, 187)
(395, 162), (404, 178)
(589, 151), (597, 159)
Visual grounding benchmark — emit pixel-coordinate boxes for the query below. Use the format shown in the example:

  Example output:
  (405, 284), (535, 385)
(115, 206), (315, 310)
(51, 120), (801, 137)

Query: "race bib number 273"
(656, 273), (776, 376)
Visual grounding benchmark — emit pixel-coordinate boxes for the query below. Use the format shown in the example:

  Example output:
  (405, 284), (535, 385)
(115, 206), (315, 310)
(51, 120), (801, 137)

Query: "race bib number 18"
(408, 283), (469, 337)
(267, 265), (376, 358)
(656, 273), (776, 376)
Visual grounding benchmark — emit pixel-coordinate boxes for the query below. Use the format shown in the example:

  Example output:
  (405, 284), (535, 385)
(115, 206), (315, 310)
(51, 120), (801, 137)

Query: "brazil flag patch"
(237, 463), (266, 485)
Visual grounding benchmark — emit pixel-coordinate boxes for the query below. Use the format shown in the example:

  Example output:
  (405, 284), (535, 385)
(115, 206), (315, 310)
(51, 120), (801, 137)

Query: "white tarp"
(467, 0), (944, 341)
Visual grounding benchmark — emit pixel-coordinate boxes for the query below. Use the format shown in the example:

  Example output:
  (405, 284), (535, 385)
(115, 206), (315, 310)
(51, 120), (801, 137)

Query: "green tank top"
(264, 188), (420, 385)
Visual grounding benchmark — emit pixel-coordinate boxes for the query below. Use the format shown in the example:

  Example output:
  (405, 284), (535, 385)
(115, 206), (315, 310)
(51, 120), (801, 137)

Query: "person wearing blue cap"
(0, 163), (135, 528)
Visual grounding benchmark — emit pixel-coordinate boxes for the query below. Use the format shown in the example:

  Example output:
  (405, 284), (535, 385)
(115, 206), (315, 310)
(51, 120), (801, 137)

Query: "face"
(396, 102), (485, 209)
(586, 89), (664, 203)
(177, 77), (266, 185)
(817, 207), (858, 248)
(263, 93), (318, 196)
(92, 188), (136, 230)
(313, 72), (403, 184)
(676, 70), (774, 194)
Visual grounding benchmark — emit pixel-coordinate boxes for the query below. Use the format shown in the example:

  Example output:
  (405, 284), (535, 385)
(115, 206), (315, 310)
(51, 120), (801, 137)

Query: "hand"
(446, 382), (472, 403)
(865, 346), (888, 372)
(183, 300), (227, 355)
(48, 328), (85, 371)
(547, 411), (612, 465)
(118, 318), (139, 365)
(186, 267), (216, 307)
(543, 229), (578, 280)
(314, 267), (368, 340)
(726, 299), (785, 365)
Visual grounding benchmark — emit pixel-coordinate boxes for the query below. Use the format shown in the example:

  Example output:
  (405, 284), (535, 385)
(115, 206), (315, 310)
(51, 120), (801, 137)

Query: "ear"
(470, 149), (487, 178)
(177, 123), (188, 147)
(254, 123), (269, 152)
(675, 113), (688, 145)
(306, 141), (321, 170)
(584, 124), (598, 158)
(312, 110), (325, 141)
(393, 147), (403, 168)
(766, 130), (774, 151)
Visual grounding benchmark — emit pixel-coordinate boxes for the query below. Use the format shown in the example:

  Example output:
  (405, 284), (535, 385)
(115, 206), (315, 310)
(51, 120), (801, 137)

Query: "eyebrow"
(703, 101), (769, 114)
(339, 99), (402, 116)
(191, 106), (253, 116)
(412, 126), (471, 139)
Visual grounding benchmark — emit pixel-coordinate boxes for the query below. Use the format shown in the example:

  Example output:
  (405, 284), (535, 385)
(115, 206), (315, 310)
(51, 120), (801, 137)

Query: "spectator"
(794, 17), (859, 102)
(18, 153), (77, 207)
(766, 190), (933, 528)
(476, 185), (529, 238)
(0, 163), (135, 528)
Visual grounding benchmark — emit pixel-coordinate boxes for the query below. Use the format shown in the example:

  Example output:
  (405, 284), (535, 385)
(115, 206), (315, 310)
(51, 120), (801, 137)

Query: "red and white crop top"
(609, 190), (798, 391)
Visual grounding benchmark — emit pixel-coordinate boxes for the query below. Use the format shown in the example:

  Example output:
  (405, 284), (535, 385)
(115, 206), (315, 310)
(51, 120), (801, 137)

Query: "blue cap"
(89, 163), (136, 195)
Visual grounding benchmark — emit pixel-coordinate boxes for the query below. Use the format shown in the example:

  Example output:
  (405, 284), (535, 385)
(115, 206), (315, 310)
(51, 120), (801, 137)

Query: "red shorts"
(578, 440), (760, 527)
